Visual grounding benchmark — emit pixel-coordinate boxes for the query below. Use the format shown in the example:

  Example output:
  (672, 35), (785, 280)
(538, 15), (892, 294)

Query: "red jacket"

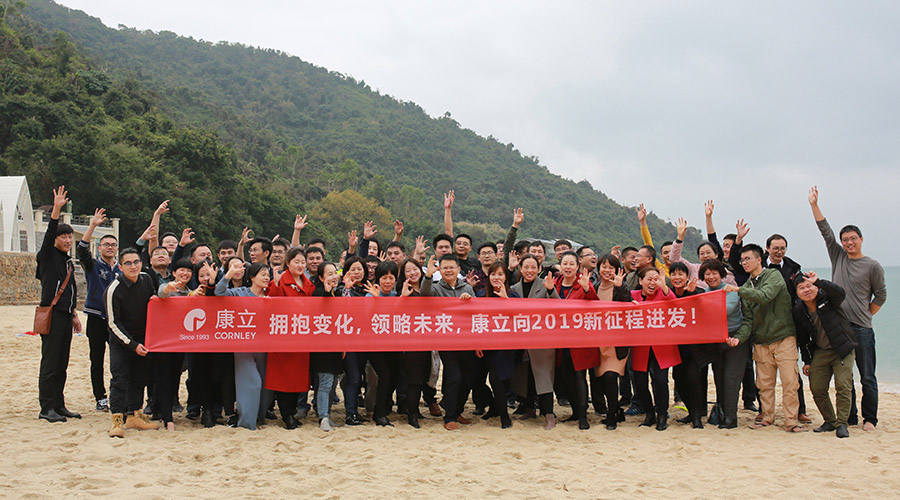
(554, 274), (603, 371)
(264, 271), (314, 392)
(629, 288), (682, 371)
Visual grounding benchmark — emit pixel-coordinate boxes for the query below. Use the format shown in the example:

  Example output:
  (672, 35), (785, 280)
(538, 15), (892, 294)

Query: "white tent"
(0, 176), (36, 252)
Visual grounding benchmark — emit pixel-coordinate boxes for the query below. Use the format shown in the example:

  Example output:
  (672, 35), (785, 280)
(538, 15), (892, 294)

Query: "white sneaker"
(320, 418), (332, 432)
(328, 417), (343, 428)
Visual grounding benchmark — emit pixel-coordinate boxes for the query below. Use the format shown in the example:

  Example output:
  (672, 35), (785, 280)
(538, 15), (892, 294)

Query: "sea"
(809, 266), (898, 392)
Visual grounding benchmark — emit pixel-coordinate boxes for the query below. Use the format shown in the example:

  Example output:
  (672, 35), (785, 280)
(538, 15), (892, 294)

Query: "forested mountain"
(3, 0), (704, 257)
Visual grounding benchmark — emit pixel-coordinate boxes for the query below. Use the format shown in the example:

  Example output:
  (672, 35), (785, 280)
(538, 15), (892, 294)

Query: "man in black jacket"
(36, 186), (82, 423)
(793, 272), (857, 438)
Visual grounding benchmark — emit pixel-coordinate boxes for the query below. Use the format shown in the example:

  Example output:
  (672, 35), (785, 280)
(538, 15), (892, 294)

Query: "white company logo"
(183, 309), (207, 332)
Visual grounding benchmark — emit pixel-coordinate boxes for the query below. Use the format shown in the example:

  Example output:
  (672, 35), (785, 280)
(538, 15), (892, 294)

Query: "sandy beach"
(2, 305), (898, 499)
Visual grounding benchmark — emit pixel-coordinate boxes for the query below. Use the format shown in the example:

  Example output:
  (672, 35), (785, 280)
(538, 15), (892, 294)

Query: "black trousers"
(154, 352), (184, 424)
(109, 339), (150, 414)
(742, 354), (758, 405)
(673, 359), (708, 419)
(191, 353), (233, 414)
(634, 351), (669, 415)
(439, 351), (475, 423)
(472, 356), (493, 409)
(403, 351), (432, 416)
(86, 314), (108, 401)
(589, 370), (607, 414)
(369, 352), (401, 420)
(39, 310), (73, 412)
(713, 341), (751, 421)
(558, 349), (589, 419)
(597, 370), (620, 417)
(487, 366), (510, 419)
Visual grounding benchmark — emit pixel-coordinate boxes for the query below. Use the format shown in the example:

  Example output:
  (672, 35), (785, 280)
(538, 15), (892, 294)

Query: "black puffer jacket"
(792, 279), (857, 364)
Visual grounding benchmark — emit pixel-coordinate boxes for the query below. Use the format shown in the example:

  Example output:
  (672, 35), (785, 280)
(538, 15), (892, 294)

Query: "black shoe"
(473, 405), (485, 416)
(56, 407), (81, 419)
(835, 424), (849, 438)
(692, 416), (704, 429)
(481, 407), (499, 420)
(606, 420), (617, 430)
(558, 398), (571, 407)
(375, 417), (393, 427)
(656, 413), (668, 431)
(265, 409), (277, 420)
(172, 402), (184, 413)
(718, 417), (738, 429)
(743, 402), (759, 412)
(408, 414), (420, 429)
(186, 410), (200, 421)
(676, 415), (692, 424)
(512, 405), (527, 416)
(345, 414), (364, 426)
(578, 417), (590, 430)
(39, 409), (67, 423)
(640, 413), (657, 427)
(201, 411), (217, 428)
(564, 414), (579, 422)
(507, 397), (518, 409)
(95, 398), (109, 412)
(283, 415), (300, 430)
(295, 406), (309, 420)
(226, 414), (238, 428)
(501, 414), (512, 429)
(814, 422), (837, 433)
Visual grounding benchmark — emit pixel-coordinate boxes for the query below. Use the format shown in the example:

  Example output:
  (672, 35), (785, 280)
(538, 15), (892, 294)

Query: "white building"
(0, 176), (36, 252)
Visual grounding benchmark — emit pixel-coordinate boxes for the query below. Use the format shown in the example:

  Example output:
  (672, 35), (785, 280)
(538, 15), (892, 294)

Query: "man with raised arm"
(76, 207), (121, 412)
(808, 186), (886, 431)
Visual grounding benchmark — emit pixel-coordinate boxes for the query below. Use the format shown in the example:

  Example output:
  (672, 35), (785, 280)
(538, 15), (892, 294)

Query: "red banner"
(145, 291), (728, 352)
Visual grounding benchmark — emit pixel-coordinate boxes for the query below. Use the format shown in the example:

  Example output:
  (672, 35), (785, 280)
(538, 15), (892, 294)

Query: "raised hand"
(343, 272), (357, 289)
(465, 270), (480, 288)
(808, 185), (818, 206)
(180, 227), (195, 247)
(704, 200), (714, 218)
(224, 259), (242, 279)
(294, 214), (308, 231)
(378, 250), (386, 262)
(201, 262), (218, 285)
(240, 227), (252, 245)
(508, 251), (519, 270)
(543, 271), (555, 290)
(676, 217), (688, 241)
(425, 255), (439, 278)
(512, 207), (525, 228)
(735, 219), (750, 242)
(577, 272), (591, 292)
(363, 280), (380, 297)
(89, 208), (107, 227)
(414, 235), (429, 255)
(363, 220), (377, 239)
(140, 223), (157, 242)
(636, 203), (647, 224)
(393, 219), (404, 238)
(613, 268), (625, 287)
(348, 229), (359, 250)
(495, 284), (508, 298)
(400, 281), (414, 297)
(444, 190), (455, 209)
(610, 245), (621, 259)
(52, 186), (69, 210)
(155, 200), (170, 216)
(805, 270), (818, 284)
(686, 277), (698, 292)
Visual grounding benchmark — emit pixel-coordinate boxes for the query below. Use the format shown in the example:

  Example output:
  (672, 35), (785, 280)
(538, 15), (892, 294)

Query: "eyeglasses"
(100, 242), (118, 248)
(769, 247), (786, 253)
(121, 260), (142, 267)
(840, 236), (860, 243)
(739, 257), (756, 264)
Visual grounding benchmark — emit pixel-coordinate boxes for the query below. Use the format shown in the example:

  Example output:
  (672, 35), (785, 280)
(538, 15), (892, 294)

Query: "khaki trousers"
(753, 336), (800, 427)
(808, 349), (855, 427)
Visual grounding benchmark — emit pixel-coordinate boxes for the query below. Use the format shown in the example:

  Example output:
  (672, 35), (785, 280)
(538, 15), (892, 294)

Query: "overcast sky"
(57, 0), (900, 266)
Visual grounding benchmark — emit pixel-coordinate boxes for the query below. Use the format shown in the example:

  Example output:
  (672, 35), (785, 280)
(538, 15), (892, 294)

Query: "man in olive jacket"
(726, 243), (803, 431)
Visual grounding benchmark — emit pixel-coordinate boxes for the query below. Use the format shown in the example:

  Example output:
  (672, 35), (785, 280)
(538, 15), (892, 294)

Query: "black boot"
(500, 413), (512, 429)
(692, 414), (704, 429)
(656, 412), (668, 431)
(640, 413), (657, 427)
(408, 413), (420, 429)
(201, 411), (216, 428)
(283, 414), (300, 430)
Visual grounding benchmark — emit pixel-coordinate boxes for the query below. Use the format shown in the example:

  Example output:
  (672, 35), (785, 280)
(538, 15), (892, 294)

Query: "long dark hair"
(484, 262), (511, 297)
(396, 257), (423, 294)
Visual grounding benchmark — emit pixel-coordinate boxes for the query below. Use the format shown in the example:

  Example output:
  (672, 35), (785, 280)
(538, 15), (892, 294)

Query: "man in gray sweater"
(809, 186), (887, 431)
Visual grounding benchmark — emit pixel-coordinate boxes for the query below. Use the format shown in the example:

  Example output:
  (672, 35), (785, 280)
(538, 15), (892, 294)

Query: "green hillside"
(4, 0), (704, 257)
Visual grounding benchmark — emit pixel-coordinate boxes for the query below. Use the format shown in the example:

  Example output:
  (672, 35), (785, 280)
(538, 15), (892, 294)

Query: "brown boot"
(109, 413), (125, 438)
(125, 410), (159, 431)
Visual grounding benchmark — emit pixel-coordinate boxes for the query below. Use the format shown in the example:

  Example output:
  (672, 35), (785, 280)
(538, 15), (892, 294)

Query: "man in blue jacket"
(76, 208), (121, 412)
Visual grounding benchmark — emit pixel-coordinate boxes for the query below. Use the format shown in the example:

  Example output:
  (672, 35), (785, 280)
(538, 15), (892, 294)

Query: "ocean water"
(810, 266), (897, 391)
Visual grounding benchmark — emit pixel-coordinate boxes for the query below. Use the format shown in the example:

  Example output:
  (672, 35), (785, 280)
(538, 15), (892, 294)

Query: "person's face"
(704, 269), (722, 289)
(478, 247), (496, 267)
(439, 260), (460, 283)
(496, 243), (504, 255)
(119, 253), (142, 282)
(722, 239), (734, 260)
(54, 232), (73, 253)
(529, 245), (545, 264)
(192, 245), (212, 265)
(306, 252), (323, 273)
(99, 237), (118, 259)
(637, 248), (654, 269)
(287, 254), (306, 277)
(366, 260), (378, 278)
(622, 250), (637, 272)
(670, 269), (688, 289)
(173, 267), (193, 283)
(378, 272), (396, 294)
(489, 268), (506, 290)
(435, 239), (453, 257)
(840, 231), (862, 255)
(347, 262), (365, 284)
(151, 248), (170, 268)
(698, 244), (717, 263)
(367, 242), (379, 257)
(455, 237), (472, 258)
(740, 251), (762, 274)
(766, 238), (787, 264)
(230, 262), (245, 281)
(387, 247), (405, 264)
(598, 261), (617, 282)
(322, 264), (339, 289)
(521, 258), (539, 282)
(404, 262), (422, 283)
(555, 244), (571, 261)
(796, 279), (818, 302)
(339, 250), (347, 268)
(270, 245), (286, 266)
(560, 255), (578, 278)
(251, 268), (270, 289)
(640, 270), (660, 295)
(579, 249), (597, 271)
(197, 266), (212, 285)
(248, 243), (267, 264)
(218, 247), (235, 265)
(661, 244), (672, 265)
(161, 235), (178, 254)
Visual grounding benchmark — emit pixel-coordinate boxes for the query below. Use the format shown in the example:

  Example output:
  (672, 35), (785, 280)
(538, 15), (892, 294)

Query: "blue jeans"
(316, 373), (336, 419)
(849, 324), (878, 426)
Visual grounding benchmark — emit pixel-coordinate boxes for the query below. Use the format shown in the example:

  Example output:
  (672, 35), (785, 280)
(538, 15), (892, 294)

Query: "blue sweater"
(76, 240), (121, 319)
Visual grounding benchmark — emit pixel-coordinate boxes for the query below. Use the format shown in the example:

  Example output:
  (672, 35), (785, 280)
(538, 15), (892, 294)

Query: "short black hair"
(668, 261), (689, 276)
(373, 260), (399, 284)
(519, 253), (540, 269)
(553, 239), (572, 250)
(172, 258), (193, 273)
(161, 231), (178, 241)
(217, 239), (237, 252)
(246, 262), (269, 280)
(660, 240), (673, 249)
(575, 245), (593, 257)
(455, 233), (473, 245)
(433, 234), (453, 248)
(305, 246), (324, 258)
(385, 241), (406, 253)
(438, 254), (460, 265)
(56, 223), (73, 236)
(621, 246), (639, 257)
(513, 240), (531, 255)
(272, 237), (290, 250)
(477, 242), (497, 254)
(190, 244), (211, 258)
(249, 237), (273, 256)
(638, 266), (660, 279)
(343, 256), (365, 276)
(740, 243), (764, 260)
(723, 233), (737, 242)
(639, 244), (657, 261)
(597, 253), (621, 271)
(699, 259), (727, 280)
(285, 247), (305, 264)
(119, 247), (140, 261)
(766, 234), (788, 248)
(528, 240), (546, 251)
(558, 250), (578, 263)
(306, 237), (326, 248)
(839, 225), (862, 240)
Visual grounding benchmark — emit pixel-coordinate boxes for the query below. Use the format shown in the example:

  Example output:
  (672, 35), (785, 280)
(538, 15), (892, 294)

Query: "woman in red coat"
(266, 247), (314, 429)
(630, 267), (680, 431)
(554, 251), (599, 430)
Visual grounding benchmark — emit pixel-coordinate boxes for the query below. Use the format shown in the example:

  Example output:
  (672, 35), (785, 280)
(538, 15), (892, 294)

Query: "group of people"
(35, 186), (886, 440)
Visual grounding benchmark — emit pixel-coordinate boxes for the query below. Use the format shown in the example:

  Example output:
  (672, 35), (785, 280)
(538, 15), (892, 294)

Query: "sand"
(2, 305), (898, 499)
